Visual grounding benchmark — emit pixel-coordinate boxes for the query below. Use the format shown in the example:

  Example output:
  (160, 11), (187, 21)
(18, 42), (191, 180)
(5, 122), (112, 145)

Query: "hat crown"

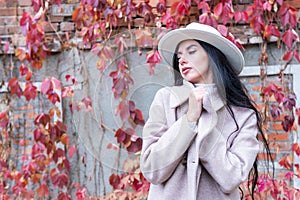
(186, 23), (221, 37)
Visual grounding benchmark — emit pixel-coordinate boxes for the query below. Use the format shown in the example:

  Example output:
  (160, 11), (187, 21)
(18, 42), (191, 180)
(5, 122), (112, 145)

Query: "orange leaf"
(72, 8), (80, 22)
(61, 133), (69, 145)
(15, 48), (26, 61)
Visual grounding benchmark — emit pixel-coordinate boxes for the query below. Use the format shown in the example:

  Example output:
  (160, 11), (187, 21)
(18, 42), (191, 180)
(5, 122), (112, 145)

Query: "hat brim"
(158, 28), (245, 74)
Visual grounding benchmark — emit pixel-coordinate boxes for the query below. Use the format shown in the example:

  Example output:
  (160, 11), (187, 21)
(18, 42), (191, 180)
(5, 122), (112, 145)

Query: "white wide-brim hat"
(158, 23), (245, 74)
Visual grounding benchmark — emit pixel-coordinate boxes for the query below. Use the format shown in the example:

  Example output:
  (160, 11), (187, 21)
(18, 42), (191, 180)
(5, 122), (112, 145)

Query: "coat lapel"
(169, 80), (226, 112)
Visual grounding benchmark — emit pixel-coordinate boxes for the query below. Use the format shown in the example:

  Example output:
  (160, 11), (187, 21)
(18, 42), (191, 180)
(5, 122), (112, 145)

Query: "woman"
(140, 23), (271, 199)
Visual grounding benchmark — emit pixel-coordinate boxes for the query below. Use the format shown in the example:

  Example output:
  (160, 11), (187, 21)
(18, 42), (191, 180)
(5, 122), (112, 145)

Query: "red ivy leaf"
(241, 11), (248, 23)
(214, 2), (222, 16)
(127, 137), (143, 153)
(135, 29), (153, 47)
(294, 50), (300, 63)
(282, 50), (293, 61)
(282, 29), (299, 49)
(19, 12), (32, 36)
(57, 192), (72, 200)
(282, 115), (294, 132)
(250, 16), (265, 35)
(292, 143), (300, 156)
(41, 78), (53, 95)
(34, 113), (51, 126)
(115, 128), (130, 144)
(156, 1), (166, 14)
(270, 105), (281, 119)
(115, 100), (130, 122)
(0, 111), (9, 129)
(279, 5), (297, 28)
(213, 2), (233, 24)
(8, 78), (23, 98)
(234, 11), (242, 23)
(109, 173), (121, 189)
(3, 41), (10, 53)
(37, 184), (49, 198)
(161, 12), (177, 29)
(217, 25), (228, 37)
(19, 64), (29, 75)
(296, 108), (300, 116)
(263, 1), (272, 11)
(146, 50), (161, 64)
(32, 0), (41, 12)
(196, 0), (210, 12)
(23, 81), (38, 101)
(199, 13), (218, 27)
(146, 50), (161, 74)
(81, 96), (92, 112)
(51, 172), (69, 188)
(278, 155), (293, 169)
(263, 24), (280, 39)
(75, 187), (87, 200)
(48, 90), (61, 104)
(55, 0), (62, 6)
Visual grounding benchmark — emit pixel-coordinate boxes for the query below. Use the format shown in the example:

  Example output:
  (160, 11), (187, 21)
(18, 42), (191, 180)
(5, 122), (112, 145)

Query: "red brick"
(0, 25), (20, 34)
(248, 78), (258, 84)
(11, 34), (26, 46)
(44, 22), (59, 32)
(0, 17), (19, 26)
(0, 8), (17, 16)
(269, 142), (291, 152)
(268, 133), (289, 141)
(257, 152), (276, 160)
(251, 85), (261, 91)
(19, 0), (32, 6)
(271, 123), (284, 131)
(60, 22), (74, 31)
(0, 0), (17, 7)
(48, 16), (64, 23)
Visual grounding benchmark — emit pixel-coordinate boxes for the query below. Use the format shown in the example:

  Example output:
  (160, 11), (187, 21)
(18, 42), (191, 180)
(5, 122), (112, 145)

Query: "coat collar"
(169, 80), (225, 111)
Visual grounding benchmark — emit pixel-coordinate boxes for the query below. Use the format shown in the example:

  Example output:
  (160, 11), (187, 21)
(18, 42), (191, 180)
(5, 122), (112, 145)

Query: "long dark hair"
(172, 40), (273, 199)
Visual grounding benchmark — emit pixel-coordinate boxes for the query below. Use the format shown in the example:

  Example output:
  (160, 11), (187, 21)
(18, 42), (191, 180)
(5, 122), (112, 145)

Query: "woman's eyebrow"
(186, 44), (198, 50)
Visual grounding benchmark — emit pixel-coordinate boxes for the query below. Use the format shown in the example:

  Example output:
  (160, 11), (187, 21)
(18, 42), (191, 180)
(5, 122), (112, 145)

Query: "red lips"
(181, 67), (192, 74)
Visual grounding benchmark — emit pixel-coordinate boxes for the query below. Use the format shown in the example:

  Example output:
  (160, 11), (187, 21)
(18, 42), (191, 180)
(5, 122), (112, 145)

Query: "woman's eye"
(189, 50), (196, 55)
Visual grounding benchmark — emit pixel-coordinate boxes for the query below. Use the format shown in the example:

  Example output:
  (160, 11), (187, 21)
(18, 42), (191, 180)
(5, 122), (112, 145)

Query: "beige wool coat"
(140, 80), (260, 200)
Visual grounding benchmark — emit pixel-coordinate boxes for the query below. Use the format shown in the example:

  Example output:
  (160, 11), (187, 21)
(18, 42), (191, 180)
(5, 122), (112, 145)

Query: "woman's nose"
(179, 57), (187, 65)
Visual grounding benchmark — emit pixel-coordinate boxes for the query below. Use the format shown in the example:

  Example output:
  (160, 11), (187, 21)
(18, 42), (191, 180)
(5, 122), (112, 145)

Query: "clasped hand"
(186, 87), (207, 122)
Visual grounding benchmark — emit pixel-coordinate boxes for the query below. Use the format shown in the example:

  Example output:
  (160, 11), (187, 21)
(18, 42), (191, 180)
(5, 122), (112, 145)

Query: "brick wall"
(240, 74), (295, 179)
(1, 0), (299, 54)
(0, 0), (78, 53)
(0, 90), (55, 171)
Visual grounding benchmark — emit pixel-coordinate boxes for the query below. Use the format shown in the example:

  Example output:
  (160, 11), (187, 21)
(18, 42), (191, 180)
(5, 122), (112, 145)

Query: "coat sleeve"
(140, 88), (197, 184)
(198, 100), (259, 193)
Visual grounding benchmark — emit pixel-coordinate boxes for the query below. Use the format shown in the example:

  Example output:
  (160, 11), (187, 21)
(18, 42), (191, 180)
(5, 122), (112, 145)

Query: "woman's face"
(177, 40), (213, 84)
